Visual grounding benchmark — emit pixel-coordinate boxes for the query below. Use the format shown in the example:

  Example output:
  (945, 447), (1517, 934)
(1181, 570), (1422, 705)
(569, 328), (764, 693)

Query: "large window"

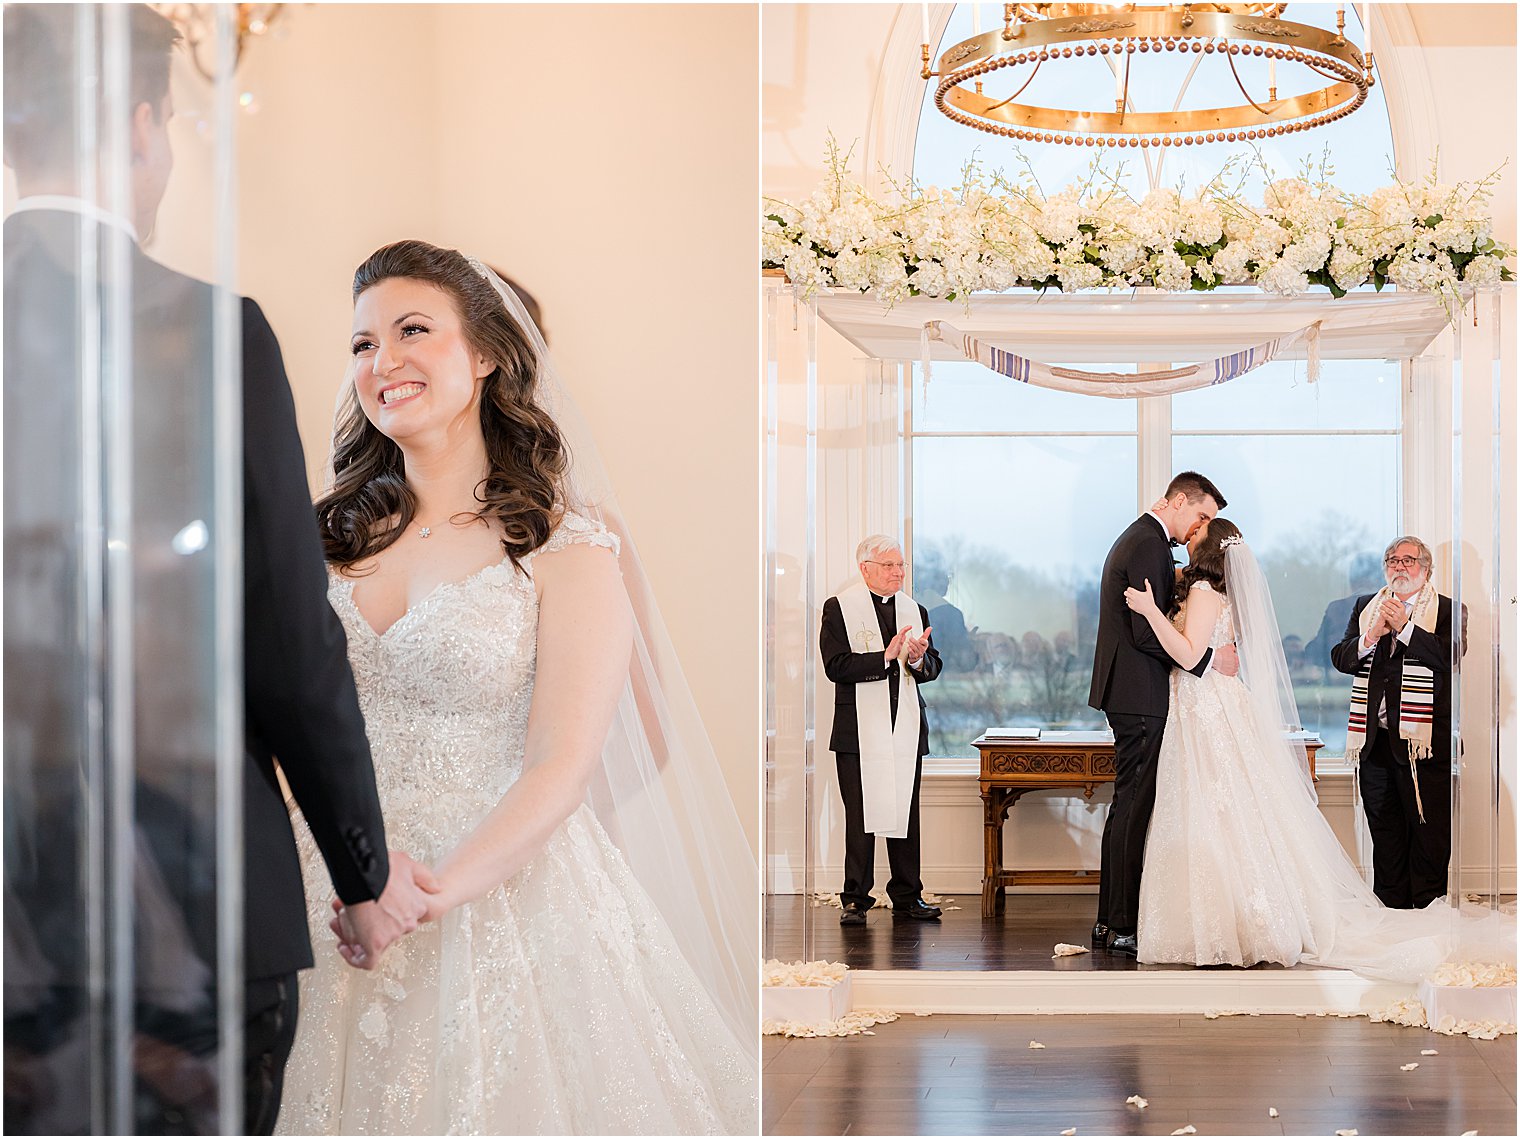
(909, 358), (1401, 758)
(1172, 359), (1401, 755)
(909, 362), (1139, 754)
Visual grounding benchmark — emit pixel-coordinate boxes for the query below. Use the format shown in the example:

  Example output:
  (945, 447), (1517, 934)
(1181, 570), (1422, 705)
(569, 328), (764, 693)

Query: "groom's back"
(1088, 515), (1174, 717)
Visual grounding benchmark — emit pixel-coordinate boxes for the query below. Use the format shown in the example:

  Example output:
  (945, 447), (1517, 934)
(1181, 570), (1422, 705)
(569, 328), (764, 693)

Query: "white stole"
(837, 581), (924, 840)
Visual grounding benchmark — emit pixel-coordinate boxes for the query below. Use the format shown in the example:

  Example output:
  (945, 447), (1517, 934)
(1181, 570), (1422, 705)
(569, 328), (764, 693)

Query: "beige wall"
(117, 4), (760, 843)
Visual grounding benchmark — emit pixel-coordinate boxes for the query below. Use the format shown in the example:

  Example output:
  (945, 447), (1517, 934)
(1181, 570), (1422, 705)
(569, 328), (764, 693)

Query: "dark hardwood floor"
(765, 1012), (1518, 1135)
(766, 893), (1275, 972)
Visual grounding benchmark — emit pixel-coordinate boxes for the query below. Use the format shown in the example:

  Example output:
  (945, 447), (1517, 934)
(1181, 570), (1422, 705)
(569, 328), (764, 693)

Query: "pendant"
(419, 527), (432, 539)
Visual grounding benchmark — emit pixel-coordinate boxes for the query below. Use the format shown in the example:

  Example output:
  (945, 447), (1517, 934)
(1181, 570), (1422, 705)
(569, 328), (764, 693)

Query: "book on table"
(983, 726), (1041, 741)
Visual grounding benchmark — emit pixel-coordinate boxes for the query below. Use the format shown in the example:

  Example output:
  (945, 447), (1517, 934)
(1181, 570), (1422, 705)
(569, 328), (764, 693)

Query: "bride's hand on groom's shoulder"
(1123, 580), (1158, 615)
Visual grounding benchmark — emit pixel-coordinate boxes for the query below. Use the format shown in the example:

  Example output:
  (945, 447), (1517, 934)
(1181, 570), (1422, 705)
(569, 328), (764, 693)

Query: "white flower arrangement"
(762, 142), (1513, 312)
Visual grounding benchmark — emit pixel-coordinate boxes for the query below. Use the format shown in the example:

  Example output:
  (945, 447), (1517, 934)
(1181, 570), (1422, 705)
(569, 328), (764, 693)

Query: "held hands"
(1123, 580), (1160, 617)
(329, 850), (442, 971)
(1211, 642), (1240, 678)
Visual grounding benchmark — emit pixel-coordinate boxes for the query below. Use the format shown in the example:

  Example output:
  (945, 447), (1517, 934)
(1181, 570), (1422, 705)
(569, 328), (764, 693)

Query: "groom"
(4, 6), (433, 1132)
(1088, 472), (1236, 957)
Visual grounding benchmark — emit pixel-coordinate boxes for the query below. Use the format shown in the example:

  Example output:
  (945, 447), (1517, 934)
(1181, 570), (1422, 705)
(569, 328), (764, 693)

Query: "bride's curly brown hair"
(1177, 516), (1243, 603)
(316, 240), (568, 570)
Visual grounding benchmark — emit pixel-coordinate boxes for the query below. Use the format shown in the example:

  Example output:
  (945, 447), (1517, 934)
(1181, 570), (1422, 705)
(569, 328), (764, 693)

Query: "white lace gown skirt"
(1137, 669), (1320, 968)
(278, 803), (752, 1136)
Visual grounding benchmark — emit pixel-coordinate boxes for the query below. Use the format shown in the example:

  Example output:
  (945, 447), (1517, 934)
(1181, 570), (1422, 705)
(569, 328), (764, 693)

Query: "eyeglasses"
(1385, 556), (1423, 569)
(864, 560), (907, 571)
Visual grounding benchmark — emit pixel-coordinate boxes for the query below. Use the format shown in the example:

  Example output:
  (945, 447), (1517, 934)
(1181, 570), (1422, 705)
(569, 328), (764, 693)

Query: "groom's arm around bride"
(1086, 472), (1235, 955)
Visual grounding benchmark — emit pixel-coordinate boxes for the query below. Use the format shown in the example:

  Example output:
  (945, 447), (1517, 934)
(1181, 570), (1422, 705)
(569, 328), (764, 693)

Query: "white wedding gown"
(277, 512), (754, 1135)
(1136, 581), (1494, 981)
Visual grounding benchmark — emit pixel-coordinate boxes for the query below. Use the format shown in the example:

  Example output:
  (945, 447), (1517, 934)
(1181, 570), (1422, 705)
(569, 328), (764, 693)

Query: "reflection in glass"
(912, 435), (1139, 755)
(3, 5), (239, 1133)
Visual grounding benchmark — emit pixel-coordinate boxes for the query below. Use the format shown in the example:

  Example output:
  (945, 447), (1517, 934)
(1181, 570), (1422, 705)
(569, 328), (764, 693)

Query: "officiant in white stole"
(819, 536), (944, 925)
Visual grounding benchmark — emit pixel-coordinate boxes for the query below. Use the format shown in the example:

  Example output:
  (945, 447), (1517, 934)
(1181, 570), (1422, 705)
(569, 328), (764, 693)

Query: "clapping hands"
(1363, 597), (1406, 647)
(329, 850), (442, 970)
(905, 626), (933, 667)
(885, 624), (934, 668)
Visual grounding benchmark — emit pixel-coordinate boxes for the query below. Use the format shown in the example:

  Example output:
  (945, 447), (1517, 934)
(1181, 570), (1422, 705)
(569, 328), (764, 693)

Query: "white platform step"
(850, 968), (1415, 1016)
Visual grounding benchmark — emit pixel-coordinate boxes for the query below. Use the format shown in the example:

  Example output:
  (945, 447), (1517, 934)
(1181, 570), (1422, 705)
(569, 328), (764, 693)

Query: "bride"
(1123, 517), (1503, 981)
(276, 240), (756, 1134)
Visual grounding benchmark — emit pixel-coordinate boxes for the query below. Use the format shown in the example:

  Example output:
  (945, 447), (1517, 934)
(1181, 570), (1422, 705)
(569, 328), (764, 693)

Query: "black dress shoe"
(1091, 921), (1110, 948)
(840, 902), (867, 926)
(1109, 933), (1138, 957)
(893, 899), (943, 921)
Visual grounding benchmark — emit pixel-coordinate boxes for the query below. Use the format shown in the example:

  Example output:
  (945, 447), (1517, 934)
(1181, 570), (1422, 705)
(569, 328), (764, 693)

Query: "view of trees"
(915, 512), (1383, 759)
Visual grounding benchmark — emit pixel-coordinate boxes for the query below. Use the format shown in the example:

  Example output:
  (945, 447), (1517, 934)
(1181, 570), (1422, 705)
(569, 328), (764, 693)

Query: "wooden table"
(974, 730), (1322, 918)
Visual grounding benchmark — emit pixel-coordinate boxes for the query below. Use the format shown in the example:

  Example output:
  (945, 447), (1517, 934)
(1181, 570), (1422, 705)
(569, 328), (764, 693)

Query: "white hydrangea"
(1179, 197), (1223, 247)
(1151, 248), (1194, 292)
(1463, 253), (1506, 286)
(1257, 257), (1311, 295)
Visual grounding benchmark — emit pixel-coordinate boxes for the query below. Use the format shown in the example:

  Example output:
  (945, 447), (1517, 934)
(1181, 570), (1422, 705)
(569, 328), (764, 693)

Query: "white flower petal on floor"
(1335, 1130), (1360, 1135)
(762, 1009), (899, 1039)
(1269, 1108), (1279, 1118)
(1171, 1125), (1197, 1135)
(1053, 943), (1090, 958)
(1421, 1049), (1439, 1055)
(1400, 1063), (1420, 1071)
(1125, 1095), (1148, 1109)
(1060, 1129), (1076, 1135)
(1028, 1040), (1047, 1049)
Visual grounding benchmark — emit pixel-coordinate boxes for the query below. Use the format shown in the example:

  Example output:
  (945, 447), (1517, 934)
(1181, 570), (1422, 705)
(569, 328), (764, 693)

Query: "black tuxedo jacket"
(4, 209), (389, 982)
(820, 592), (942, 755)
(1330, 591), (1458, 762)
(1088, 514), (1211, 718)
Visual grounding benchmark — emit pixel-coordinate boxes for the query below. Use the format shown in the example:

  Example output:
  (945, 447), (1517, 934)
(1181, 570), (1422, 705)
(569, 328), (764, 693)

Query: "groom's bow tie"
(1169, 538), (1182, 548)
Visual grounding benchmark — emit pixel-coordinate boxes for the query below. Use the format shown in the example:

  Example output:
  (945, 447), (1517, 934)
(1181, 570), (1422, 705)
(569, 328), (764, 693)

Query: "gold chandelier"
(922, 3), (1375, 148)
(151, 4), (285, 83)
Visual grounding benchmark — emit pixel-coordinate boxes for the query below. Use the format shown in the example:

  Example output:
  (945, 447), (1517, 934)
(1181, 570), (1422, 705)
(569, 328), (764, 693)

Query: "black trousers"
(1098, 712), (1166, 934)
(243, 973), (300, 1135)
(834, 750), (924, 909)
(1359, 730), (1452, 909)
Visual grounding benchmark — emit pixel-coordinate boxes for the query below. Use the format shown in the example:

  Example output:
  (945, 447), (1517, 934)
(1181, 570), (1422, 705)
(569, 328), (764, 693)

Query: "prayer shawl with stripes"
(1346, 581), (1439, 820)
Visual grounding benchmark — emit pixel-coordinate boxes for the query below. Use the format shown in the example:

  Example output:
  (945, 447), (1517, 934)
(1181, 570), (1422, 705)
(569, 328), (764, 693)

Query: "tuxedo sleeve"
(242, 297), (390, 906)
(820, 596), (894, 685)
(907, 602), (943, 685)
(1330, 595), (1373, 676)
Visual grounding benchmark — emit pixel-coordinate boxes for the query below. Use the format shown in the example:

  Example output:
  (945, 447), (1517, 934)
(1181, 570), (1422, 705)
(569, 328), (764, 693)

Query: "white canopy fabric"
(811, 288), (1456, 364)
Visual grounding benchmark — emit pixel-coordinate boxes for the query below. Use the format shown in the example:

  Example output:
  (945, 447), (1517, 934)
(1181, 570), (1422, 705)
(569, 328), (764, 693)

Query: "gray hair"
(1384, 535), (1434, 574)
(855, 535), (902, 564)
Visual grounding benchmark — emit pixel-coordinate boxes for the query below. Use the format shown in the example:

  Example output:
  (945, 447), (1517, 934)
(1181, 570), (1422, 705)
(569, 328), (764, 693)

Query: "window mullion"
(1136, 363), (1174, 509)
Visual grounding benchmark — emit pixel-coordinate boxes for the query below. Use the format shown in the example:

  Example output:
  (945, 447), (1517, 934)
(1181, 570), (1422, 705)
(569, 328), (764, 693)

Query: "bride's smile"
(350, 277), (493, 446)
